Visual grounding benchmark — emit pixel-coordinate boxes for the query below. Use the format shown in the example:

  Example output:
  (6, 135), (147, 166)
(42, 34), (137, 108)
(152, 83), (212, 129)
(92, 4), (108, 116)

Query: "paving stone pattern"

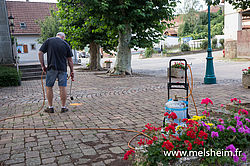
(0, 68), (249, 165)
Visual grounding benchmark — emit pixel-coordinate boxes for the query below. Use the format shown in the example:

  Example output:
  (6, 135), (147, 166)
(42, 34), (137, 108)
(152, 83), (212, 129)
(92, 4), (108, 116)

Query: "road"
(99, 50), (249, 82)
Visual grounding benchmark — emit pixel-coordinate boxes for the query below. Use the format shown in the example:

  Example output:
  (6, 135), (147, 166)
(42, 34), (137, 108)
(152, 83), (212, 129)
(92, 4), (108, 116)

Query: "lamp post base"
(204, 77), (216, 84)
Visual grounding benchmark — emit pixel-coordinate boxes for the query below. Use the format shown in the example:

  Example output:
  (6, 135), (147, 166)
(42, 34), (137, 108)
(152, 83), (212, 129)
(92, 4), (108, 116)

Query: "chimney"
(26, 0), (29, 2)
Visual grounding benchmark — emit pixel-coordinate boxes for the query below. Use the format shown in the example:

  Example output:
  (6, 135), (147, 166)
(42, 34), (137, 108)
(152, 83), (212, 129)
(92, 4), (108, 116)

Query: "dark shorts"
(46, 69), (67, 87)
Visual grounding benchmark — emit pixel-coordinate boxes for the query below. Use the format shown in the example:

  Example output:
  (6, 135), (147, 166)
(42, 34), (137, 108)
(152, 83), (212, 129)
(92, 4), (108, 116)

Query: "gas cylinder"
(164, 95), (188, 125)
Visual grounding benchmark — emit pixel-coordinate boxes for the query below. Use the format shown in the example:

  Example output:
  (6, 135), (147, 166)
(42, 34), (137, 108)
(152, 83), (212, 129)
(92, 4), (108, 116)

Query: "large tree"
(37, 10), (61, 44)
(76, 0), (176, 75)
(57, 0), (117, 70)
(210, 0), (250, 10)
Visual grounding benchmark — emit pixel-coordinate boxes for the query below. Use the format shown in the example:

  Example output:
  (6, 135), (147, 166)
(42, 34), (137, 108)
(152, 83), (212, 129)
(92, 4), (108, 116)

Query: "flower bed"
(124, 98), (249, 165)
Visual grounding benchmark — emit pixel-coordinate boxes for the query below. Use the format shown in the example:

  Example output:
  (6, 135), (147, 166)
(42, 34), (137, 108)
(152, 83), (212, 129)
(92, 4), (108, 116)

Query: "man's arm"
(67, 57), (74, 80)
(38, 51), (46, 72)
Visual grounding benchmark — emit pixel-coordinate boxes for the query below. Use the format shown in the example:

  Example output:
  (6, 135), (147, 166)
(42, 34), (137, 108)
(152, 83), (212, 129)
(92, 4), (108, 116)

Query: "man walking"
(38, 32), (74, 113)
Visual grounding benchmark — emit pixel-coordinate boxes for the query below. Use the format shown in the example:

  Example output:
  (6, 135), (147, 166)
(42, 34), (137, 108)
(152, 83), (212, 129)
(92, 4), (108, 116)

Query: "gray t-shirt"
(39, 37), (73, 72)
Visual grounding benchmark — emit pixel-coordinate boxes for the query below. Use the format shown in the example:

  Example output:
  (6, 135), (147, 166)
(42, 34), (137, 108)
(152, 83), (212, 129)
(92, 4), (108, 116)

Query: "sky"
(7, 0), (207, 11)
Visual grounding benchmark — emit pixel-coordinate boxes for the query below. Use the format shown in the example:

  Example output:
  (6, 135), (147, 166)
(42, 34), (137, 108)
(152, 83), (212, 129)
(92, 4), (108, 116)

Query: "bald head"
(56, 32), (65, 40)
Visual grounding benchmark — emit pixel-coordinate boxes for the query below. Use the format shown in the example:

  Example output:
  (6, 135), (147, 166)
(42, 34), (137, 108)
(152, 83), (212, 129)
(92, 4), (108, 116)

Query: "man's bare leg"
(59, 86), (67, 107)
(46, 86), (53, 107)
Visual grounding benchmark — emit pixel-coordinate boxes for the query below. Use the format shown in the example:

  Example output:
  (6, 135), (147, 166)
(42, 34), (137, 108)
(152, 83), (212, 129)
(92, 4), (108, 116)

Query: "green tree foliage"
(37, 10), (61, 44)
(179, 9), (224, 40)
(62, 0), (176, 75)
(57, 0), (117, 70)
(209, 0), (250, 10)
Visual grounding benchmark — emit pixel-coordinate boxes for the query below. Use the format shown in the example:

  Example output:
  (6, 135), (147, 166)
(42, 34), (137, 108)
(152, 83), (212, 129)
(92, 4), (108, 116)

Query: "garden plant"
(124, 98), (249, 165)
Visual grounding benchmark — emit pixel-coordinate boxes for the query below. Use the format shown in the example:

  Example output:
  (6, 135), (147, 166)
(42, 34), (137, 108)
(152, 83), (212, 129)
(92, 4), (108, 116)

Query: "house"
(222, 1), (250, 58)
(6, 0), (57, 64)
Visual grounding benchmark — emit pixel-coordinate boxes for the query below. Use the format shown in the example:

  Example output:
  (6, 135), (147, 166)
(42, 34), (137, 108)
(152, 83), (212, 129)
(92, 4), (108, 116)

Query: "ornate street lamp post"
(204, 2), (216, 84)
(8, 14), (14, 33)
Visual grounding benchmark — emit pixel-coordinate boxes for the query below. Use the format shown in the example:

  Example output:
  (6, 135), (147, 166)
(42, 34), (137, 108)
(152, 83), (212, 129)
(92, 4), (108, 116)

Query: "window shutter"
(23, 45), (28, 53)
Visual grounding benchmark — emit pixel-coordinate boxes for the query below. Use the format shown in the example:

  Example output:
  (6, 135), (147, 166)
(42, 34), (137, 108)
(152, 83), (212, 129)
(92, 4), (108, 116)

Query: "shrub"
(219, 39), (224, 48)
(201, 39), (208, 50)
(0, 66), (21, 87)
(124, 98), (250, 165)
(144, 47), (153, 58)
(212, 38), (217, 49)
(180, 43), (191, 52)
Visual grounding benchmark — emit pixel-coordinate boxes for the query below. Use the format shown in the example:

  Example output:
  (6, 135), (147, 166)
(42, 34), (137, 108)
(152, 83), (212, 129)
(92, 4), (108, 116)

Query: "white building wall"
(15, 35), (43, 64)
(154, 36), (179, 48)
(224, 2), (242, 41)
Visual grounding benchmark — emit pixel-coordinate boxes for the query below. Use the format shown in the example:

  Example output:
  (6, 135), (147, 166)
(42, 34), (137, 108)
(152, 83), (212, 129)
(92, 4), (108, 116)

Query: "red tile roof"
(203, 6), (221, 13)
(6, 1), (57, 35)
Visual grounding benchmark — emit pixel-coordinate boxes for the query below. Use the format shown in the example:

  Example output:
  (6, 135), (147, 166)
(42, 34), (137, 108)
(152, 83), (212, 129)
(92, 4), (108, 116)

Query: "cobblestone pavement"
(0, 65), (250, 165)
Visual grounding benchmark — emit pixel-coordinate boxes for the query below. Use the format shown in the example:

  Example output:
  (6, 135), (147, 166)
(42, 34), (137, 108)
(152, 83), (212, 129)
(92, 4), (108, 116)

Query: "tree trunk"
(109, 24), (132, 75)
(89, 41), (102, 70)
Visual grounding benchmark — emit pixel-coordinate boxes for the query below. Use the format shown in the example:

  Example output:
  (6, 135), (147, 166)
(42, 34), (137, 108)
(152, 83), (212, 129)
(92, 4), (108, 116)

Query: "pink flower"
(211, 131), (219, 138)
(238, 99), (241, 104)
(218, 119), (224, 124)
(217, 125), (225, 131)
(233, 155), (239, 163)
(201, 98), (213, 105)
(226, 144), (236, 153)
(220, 104), (224, 107)
(227, 126), (236, 133)
(242, 153), (247, 162)
(231, 98), (238, 102)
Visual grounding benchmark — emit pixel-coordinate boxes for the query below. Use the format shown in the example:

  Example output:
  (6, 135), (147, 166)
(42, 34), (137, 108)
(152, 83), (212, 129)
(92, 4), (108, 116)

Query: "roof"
(203, 6), (221, 13)
(162, 15), (184, 27)
(6, 1), (57, 35)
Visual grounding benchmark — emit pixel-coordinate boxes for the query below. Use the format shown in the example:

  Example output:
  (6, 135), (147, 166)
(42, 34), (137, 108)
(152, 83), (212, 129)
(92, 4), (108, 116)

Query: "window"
(31, 44), (36, 50)
(17, 44), (28, 53)
(20, 22), (26, 29)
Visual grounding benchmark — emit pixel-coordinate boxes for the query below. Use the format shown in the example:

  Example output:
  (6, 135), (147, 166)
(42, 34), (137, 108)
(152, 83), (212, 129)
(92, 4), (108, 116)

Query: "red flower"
(198, 130), (208, 140)
(231, 98), (238, 102)
(164, 112), (169, 116)
(162, 140), (174, 151)
(202, 110), (210, 117)
(146, 139), (153, 145)
(201, 98), (213, 105)
(170, 134), (181, 141)
(123, 149), (135, 160)
(168, 112), (177, 120)
(152, 136), (158, 141)
(138, 139), (145, 146)
(238, 109), (248, 116)
(219, 119), (224, 124)
(184, 140), (192, 150)
(162, 134), (167, 140)
(182, 118), (188, 122)
(165, 124), (176, 134)
(194, 138), (204, 146)
(186, 129), (196, 139)
(143, 123), (161, 132)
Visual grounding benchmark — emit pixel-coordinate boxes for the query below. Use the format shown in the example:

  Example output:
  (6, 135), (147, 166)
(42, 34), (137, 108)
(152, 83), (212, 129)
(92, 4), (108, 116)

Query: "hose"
(177, 64), (198, 116)
(0, 71), (151, 150)
(0, 63), (198, 150)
